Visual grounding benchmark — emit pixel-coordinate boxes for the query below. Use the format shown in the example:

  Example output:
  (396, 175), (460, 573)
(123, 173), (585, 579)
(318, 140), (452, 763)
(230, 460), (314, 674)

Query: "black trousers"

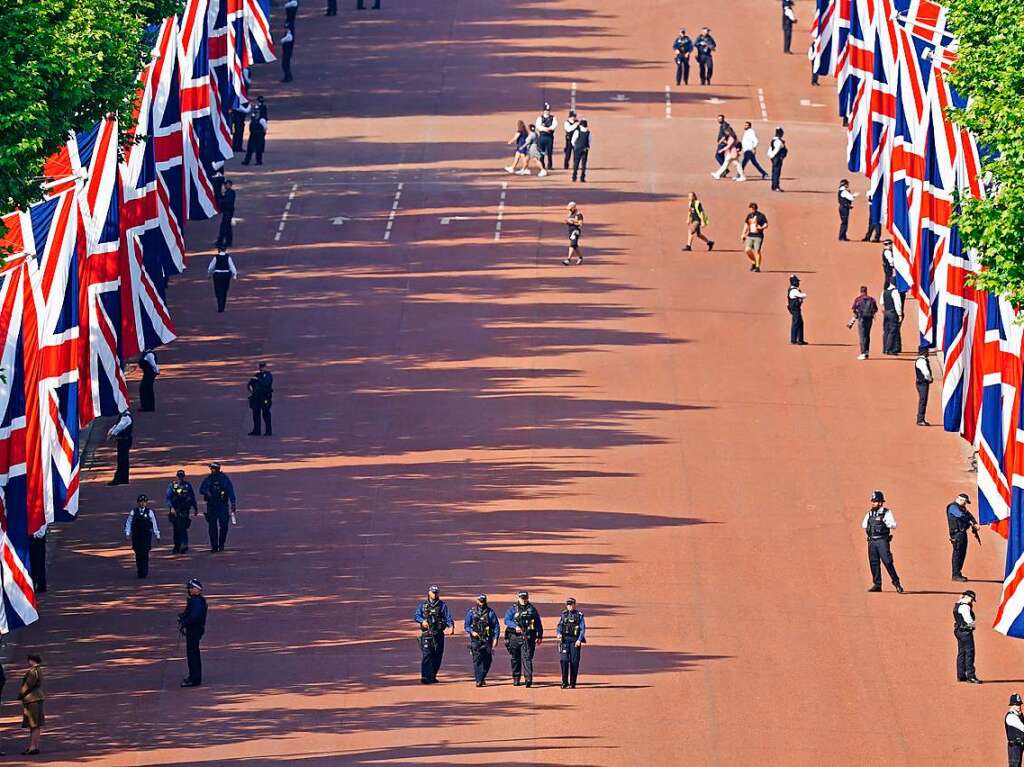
(951, 531), (969, 578)
(213, 273), (231, 312)
(771, 158), (783, 190)
(470, 640), (493, 684)
(251, 404), (273, 435)
(783, 21), (793, 53)
(281, 54), (293, 82)
(882, 311), (901, 354)
(867, 537), (901, 588)
(1009, 742), (1023, 767)
(243, 139), (264, 165)
(563, 142), (574, 170)
(207, 508), (230, 551)
(420, 632), (444, 682)
(113, 438), (131, 483)
(171, 514), (191, 551)
(882, 264), (894, 293)
(133, 541), (151, 578)
(741, 150), (768, 177)
(790, 309), (805, 344)
(356, 0), (380, 7)
(572, 149), (588, 181)
(326, 0), (337, 12)
(559, 641), (581, 686)
(537, 134), (554, 169)
(28, 535), (46, 593)
(839, 208), (850, 239)
(216, 214), (233, 248)
(675, 56), (690, 85)
(955, 629), (975, 680)
(864, 222), (881, 241)
(232, 122), (246, 152)
(916, 381), (930, 423)
(186, 629), (203, 683)
(140, 374), (156, 411)
(508, 634), (537, 684)
(858, 317), (873, 355)
(698, 55), (713, 84)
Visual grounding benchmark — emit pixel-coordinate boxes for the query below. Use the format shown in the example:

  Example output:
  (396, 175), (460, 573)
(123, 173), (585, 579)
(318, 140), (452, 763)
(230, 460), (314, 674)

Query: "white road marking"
(570, 81), (577, 112)
(610, 94), (629, 102)
(705, 97), (725, 105)
(331, 216), (349, 225)
(757, 87), (769, 121)
(494, 181), (507, 242)
(274, 182), (299, 242)
(384, 182), (403, 241)
(440, 216), (470, 225)
(665, 85), (672, 119)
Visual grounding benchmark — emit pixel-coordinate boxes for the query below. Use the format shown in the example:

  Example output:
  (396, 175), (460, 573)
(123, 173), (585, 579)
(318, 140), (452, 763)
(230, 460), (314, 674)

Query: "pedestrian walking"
(881, 280), (903, 355)
(881, 238), (896, 292)
(208, 249), (238, 313)
(556, 597), (586, 689)
(672, 28), (693, 85)
(106, 408), (133, 485)
(740, 122), (769, 180)
(178, 578), (208, 687)
(17, 655), (44, 756)
(280, 27), (294, 82)
(414, 585), (455, 684)
(862, 192), (882, 241)
(138, 348), (159, 411)
(28, 524), (46, 594)
(782, 0), (797, 53)
(504, 591), (543, 687)
(504, 120), (530, 174)
(714, 114), (735, 167)
(788, 275), (807, 345)
(215, 180), (235, 249)
(535, 103), (557, 171)
(915, 349), (933, 426)
(522, 125), (548, 177)
(464, 595), (500, 687)
(285, 0), (298, 29)
(562, 111), (580, 170)
(837, 179), (857, 240)
(571, 120), (590, 182)
(247, 361), (274, 436)
(124, 495), (160, 578)
(563, 201), (584, 266)
(947, 493), (980, 582)
(166, 470), (198, 554)
(953, 590), (981, 683)
(862, 490), (903, 593)
(683, 192), (714, 251)
(767, 127), (788, 191)
(712, 130), (743, 181)
(1007, 694), (1024, 767)
(848, 286), (878, 360)
(242, 112), (267, 165)
(695, 27), (717, 85)
(741, 202), (768, 272)
(199, 463), (237, 552)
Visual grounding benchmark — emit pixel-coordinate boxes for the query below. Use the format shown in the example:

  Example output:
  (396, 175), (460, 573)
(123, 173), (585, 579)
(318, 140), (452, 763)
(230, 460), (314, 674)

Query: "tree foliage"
(947, 0), (1024, 306)
(0, 0), (181, 214)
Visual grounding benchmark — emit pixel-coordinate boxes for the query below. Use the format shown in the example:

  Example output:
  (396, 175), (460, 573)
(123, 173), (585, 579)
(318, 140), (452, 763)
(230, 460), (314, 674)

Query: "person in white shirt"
(139, 348), (159, 412)
(809, 41), (820, 85)
(562, 111), (580, 170)
(953, 590), (981, 683)
(915, 350), (933, 426)
(208, 250), (238, 313)
(782, 0), (797, 53)
(862, 490), (903, 593)
(535, 103), (557, 171)
(787, 275), (807, 345)
(881, 280), (903, 355)
(1006, 694), (1024, 765)
(125, 495), (161, 579)
(739, 122), (768, 180)
(280, 27), (294, 82)
(766, 126), (787, 191)
(838, 179), (858, 240)
(106, 409), (133, 485)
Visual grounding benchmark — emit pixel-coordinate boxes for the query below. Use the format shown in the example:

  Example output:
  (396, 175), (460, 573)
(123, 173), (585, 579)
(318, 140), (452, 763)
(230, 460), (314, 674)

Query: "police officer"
(695, 27), (716, 85)
(165, 470), (198, 554)
(247, 362), (274, 436)
(280, 26), (294, 82)
(138, 348), (159, 412)
(782, 0), (796, 53)
(242, 111), (267, 165)
(837, 179), (857, 240)
(947, 493), (979, 582)
(504, 591), (543, 687)
(536, 103), (557, 171)
(1007, 694), (1024, 767)
(570, 120), (590, 183)
(672, 28), (693, 86)
(953, 590), (981, 683)
(915, 349), (933, 426)
(208, 249), (238, 313)
(862, 192), (882, 242)
(464, 595), (500, 687)
(788, 275), (807, 345)
(179, 578), (208, 687)
(767, 127), (787, 192)
(881, 239), (896, 293)
(562, 111), (580, 170)
(556, 597), (586, 689)
(216, 180), (235, 249)
(414, 585), (454, 684)
(861, 490), (904, 593)
(106, 408), (133, 485)
(199, 463), (236, 552)
(881, 279), (903, 355)
(285, 0), (298, 30)
(124, 495), (160, 578)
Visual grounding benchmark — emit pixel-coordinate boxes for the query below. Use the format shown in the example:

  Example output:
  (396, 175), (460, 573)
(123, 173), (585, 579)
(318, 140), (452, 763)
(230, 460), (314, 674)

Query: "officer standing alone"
(106, 408), (133, 485)
(1007, 694), (1024, 767)
(414, 585), (455, 684)
(788, 275), (807, 345)
(782, 0), (797, 53)
(464, 595), (500, 687)
(199, 463), (237, 552)
(248, 362), (274, 436)
(280, 27), (294, 82)
(881, 279), (903, 355)
(767, 127), (787, 192)
(837, 179), (857, 241)
(672, 28), (693, 86)
(504, 591), (543, 688)
(216, 180), (235, 249)
(208, 249), (238, 313)
(138, 348), (159, 412)
(166, 470), (198, 554)
(556, 597), (586, 689)
(915, 349), (933, 426)
(953, 590), (981, 683)
(947, 493), (979, 582)
(862, 490), (904, 593)
(179, 578), (208, 687)
(124, 495), (160, 578)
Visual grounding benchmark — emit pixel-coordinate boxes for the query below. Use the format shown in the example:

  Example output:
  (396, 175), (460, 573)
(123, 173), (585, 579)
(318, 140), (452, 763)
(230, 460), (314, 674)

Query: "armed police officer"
(179, 578), (208, 687)
(166, 470), (198, 554)
(247, 361), (274, 436)
(556, 597), (586, 689)
(124, 495), (160, 578)
(672, 28), (693, 86)
(788, 274), (807, 345)
(504, 591), (543, 688)
(1007, 693), (1024, 767)
(953, 589), (981, 683)
(862, 490), (904, 593)
(414, 585), (454, 684)
(464, 595), (500, 687)
(947, 493), (980, 582)
(199, 463), (236, 552)
(695, 27), (716, 85)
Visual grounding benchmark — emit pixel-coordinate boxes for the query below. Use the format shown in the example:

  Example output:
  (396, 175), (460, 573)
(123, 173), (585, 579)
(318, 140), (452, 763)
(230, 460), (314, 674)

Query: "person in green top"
(683, 192), (715, 251)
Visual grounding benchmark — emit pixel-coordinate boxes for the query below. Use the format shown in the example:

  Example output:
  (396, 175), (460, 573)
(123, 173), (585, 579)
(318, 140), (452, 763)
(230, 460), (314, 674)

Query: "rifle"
(971, 525), (982, 546)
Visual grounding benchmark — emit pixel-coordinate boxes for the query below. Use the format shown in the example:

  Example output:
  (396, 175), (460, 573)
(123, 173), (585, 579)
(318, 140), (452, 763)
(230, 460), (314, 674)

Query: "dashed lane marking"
(665, 85), (672, 119)
(274, 183), (299, 242)
(494, 181), (507, 242)
(570, 81), (577, 112)
(384, 182), (403, 242)
(757, 87), (769, 121)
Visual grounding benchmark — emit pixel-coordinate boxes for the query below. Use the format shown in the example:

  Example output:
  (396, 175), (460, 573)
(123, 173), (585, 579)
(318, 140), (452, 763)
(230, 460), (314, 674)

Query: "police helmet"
(428, 584), (440, 594)
(176, 469), (186, 478)
(209, 462), (221, 471)
(187, 578), (203, 591)
(956, 493), (971, 504)
(476, 594), (487, 603)
(565, 597), (576, 605)
(870, 490), (885, 503)
(789, 274), (800, 286)
(963, 590), (977, 600)
(137, 494), (148, 503)
(516, 590), (529, 599)
(1011, 693), (1023, 706)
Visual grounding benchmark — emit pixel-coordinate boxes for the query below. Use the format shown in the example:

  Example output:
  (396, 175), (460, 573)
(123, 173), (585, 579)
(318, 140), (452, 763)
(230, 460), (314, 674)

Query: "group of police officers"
(414, 587), (586, 689)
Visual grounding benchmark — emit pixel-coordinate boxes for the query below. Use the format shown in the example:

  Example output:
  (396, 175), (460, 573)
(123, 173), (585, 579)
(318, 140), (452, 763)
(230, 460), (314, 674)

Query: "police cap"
(187, 578), (203, 590)
(137, 494), (148, 503)
(870, 490), (885, 503)
(176, 469), (186, 477)
(517, 590), (529, 599)
(476, 594), (487, 603)
(956, 493), (971, 504)
(209, 462), (221, 470)
(428, 584), (440, 594)
(565, 597), (576, 605)
(963, 590), (977, 600)
(1011, 693), (1023, 706)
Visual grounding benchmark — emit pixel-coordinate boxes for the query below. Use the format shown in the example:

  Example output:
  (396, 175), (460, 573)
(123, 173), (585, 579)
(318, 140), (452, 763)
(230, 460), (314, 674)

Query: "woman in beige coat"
(18, 654), (44, 755)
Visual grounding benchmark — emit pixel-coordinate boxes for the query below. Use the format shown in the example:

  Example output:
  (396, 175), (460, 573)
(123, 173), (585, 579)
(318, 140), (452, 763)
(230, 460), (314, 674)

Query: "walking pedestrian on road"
(767, 127), (788, 191)
(712, 131), (743, 181)
(504, 120), (529, 174)
(17, 655), (44, 756)
(562, 111), (579, 169)
(788, 275), (807, 345)
(695, 27), (716, 85)
(1007, 694), (1024, 767)
(247, 361), (274, 436)
(179, 578), (208, 687)
(741, 202), (768, 272)
(523, 125), (548, 177)
(672, 28), (693, 85)
(208, 249), (238, 313)
(557, 597), (586, 689)
(571, 120), (590, 182)
(947, 493), (980, 582)
(138, 348), (159, 412)
(683, 192), (714, 251)
(740, 122), (769, 180)
(280, 27), (294, 82)
(414, 585), (455, 684)
(106, 408), (133, 485)
(504, 591), (543, 688)
(953, 590), (982, 683)
(242, 112), (267, 165)
(862, 490), (904, 593)
(838, 179), (857, 241)
(848, 286), (878, 360)
(714, 114), (735, 167)
(563, 201), (584, 266)
(200, 463), (236, 552)
(536, 103), (557, 171)
(465, 595), (500, 687)
(124, 495), (160, 579)
(166, 470), (198, 554)
(215, 180), (235, 249)
(782, 0), (797, 53)
(915, 349), (933, 426)
(881, 280), (903, 355)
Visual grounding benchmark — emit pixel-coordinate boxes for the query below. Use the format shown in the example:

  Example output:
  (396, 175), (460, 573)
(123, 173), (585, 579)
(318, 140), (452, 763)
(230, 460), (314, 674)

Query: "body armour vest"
(471, 609), (492, 640)
(953, 602), (974, 632)
(866, 509), (889, 539)
(561, 611), (582, 639)
(421, 600), (444, 632)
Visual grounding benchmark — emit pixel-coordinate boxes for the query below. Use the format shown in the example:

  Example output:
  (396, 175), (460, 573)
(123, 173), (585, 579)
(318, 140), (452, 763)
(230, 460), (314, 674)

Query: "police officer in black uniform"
(788, 275), (807, 345)
(166, 470), (198, 554)
(464, 595), (499, 687)
(124, 495), (160, 578)
(861, 490), (904, 593)
(247, 361), (273, 436)
(139, 348), (159, 411)
(695, 27), (717, 85)
(1007, 693), (1024, 767)
(915, 349), (933, 426)
(880, 238), (895, 291)
(216, 180), (235, 248)
(414, 585), (454, 684)
(556, 597), (586, 689)
(838, 179), (857, 241)
(179, 578), (208, 687)
(881, 279), (903, 355)
(953, 589), (981, 683)
(672, 28), (693, 86)
(782, 0), (797, 53)
(106, 409), (133, 485)
(504, 591), (543, 688)
(947, 493), (979, 582)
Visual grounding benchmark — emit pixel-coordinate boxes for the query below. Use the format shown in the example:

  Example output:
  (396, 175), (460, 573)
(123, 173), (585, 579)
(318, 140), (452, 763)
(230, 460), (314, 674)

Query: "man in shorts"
(741, 202), (768, 272)
(563, 202), (584, 265)
(683, 192), (714, 251)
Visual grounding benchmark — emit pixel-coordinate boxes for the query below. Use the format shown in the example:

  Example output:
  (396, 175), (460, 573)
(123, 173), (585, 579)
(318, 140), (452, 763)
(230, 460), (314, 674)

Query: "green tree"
(947, 0), (1024, 306)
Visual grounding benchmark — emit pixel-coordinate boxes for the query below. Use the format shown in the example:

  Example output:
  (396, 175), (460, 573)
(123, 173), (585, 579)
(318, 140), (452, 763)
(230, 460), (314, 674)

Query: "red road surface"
(1, 1), (1015, 764)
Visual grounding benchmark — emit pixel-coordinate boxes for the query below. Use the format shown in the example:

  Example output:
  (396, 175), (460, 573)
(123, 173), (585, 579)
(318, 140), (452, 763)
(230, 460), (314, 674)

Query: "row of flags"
(0, 0), (274, 634)
(811, 0), (1024, 637)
